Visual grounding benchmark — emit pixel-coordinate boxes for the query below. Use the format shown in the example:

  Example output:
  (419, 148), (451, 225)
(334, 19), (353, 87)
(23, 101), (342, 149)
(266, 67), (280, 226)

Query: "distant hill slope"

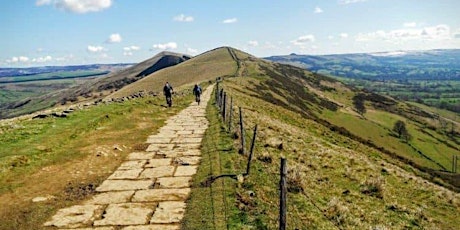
(0, 51), (190, 119)
(185, 48), (460, 228)
(265, 49), (460, 80)
(108, 47), (239, 98)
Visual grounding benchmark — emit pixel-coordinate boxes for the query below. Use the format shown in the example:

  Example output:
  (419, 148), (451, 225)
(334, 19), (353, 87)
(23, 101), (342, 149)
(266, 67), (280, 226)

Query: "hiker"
(193, 84), (202, 105)
(163, 82), (173, 107)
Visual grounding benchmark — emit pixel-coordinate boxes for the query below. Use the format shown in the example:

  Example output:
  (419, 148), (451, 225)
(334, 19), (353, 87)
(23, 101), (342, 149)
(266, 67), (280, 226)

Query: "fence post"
(222, 92), (227, 121)
(455, 155), (458, 173)
(239, 107), (245, 155)
(228, 97), (233, 132)
(245, 125), (257, 176)
(280, 158), (287, 230)
(453, 155), (457, 173)
(219, 89), (224, 110)
(215, 81), (219, 107)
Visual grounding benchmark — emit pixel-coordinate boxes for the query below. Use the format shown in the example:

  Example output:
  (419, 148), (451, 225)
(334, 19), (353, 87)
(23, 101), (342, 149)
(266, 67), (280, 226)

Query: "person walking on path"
(193, 84), (202, 105)
(163, 82), (174, 107)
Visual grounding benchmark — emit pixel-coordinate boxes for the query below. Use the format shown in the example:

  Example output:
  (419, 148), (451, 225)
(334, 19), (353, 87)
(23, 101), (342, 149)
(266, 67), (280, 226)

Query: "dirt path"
(44, 84), (214, 229)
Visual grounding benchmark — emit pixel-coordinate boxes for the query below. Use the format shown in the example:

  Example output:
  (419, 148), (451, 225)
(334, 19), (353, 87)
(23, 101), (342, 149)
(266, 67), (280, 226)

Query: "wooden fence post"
(219, 89), (224, 110)
(244, 125), (257, 176)
(280, 158), (287, 230)
(455, 155), (458, 173)
(215, 81), (219, 107)
(453, 155), (457, 173)
(222, 92), (227, 121)
(239, 107), (245, 155)
(228, 97), (233, 132)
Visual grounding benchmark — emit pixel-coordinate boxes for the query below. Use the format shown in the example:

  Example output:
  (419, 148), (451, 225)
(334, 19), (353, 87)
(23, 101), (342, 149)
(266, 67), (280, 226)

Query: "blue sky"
(2, 0), (460, 67)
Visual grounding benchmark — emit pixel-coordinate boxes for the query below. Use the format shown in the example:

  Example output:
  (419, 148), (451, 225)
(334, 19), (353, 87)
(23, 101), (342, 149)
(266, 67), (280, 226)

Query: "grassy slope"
(0, 91), (195, 229)
(109, 47), (237, 98)
(184, 48), (459, 229)
(221, 78), (459, 229)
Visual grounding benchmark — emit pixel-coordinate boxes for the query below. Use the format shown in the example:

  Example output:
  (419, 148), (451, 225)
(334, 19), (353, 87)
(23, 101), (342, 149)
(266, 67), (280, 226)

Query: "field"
(335, 77), (460, 113)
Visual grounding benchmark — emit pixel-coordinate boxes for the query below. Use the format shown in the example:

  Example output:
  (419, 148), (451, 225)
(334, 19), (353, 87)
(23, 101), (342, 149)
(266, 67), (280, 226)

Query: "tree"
(352, 94), (366, 115)
(393, 120), (411, 142)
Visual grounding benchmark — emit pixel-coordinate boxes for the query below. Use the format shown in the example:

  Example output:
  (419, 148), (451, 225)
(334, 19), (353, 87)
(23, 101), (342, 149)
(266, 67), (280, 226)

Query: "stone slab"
(108, 169), (143, 180)
(145, 158), (172, 168)
(175, 156), (201, 165)
(174, 166), (198, 176)
(171, 137), (202, 144)
(94, 203), (155, 226)
(163, 149), (201, 158)
(161, 125), (184, 131)
(96, 180), (153, 192)
(44, 205), (103, 228)
(132, 188), (191, 202)
(146, 144), (175, 152)
(85, 191), (135, 204)
(174, 143), (201, 150)
(61, 227), (115, 230)
(122, 225), (179, 230)
(150, 201), (186, 224)
(118, 160), (147, 170)
(146, 137), (172, 144)
(156, 177), (191, 188)
(139, 166), (175, 179)
(127, 152), (155, 160)
(176, 130), (193, 135)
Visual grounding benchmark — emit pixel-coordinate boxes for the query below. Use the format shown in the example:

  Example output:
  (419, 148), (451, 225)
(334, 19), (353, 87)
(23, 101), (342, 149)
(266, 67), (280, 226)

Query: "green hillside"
(184, 48), (459, 229)
(0, 47), (458, 229)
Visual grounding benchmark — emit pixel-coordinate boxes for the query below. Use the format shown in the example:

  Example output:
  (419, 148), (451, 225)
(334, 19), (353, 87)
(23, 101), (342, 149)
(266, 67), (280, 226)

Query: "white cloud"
(55, 54), (74, 62)
(152, 42), (177, 50)
(123, 45), (140, 51)
(222, 18), (237, 24)
(36, 0), (51, 6)
(87, 45), (104, 52)
(107, 33), (122, 43)
(404, 22), (417, 28)
(338, 0), (367, 4)
(356, 24), (452, 43)
(340, 33), (349, 39)
(32, 55), (52, 63)
(291, 34), (316, 47)
(123, 46), (140, 56)
(328, 35), (334, 40)
(36, 0), (112, 14)
(186, 47), (198, 54)
(314, 7), (323, 14)
(355, 24), (452, 43)
(248, 40), (259, 47)
(19, 56), (29, 62)
(173, 14), (194, 22)
(6, 56), (30, 63)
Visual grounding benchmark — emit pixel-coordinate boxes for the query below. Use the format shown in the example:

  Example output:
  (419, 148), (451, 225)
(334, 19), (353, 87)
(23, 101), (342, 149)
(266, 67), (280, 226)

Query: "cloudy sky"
(2, 0), (460, 67)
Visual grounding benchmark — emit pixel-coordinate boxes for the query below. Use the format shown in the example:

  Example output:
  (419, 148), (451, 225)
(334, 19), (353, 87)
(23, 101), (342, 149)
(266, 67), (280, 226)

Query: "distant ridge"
(0, 51), (191, 119)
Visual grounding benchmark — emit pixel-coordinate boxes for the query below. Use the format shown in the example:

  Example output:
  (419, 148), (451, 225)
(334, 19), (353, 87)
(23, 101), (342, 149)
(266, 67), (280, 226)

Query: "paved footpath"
(45, 84), (214, 230)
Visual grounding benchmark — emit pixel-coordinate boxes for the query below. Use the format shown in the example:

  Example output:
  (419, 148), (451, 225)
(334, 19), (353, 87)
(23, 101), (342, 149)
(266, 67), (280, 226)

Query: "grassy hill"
(0, 51), (190, 119)
(265, 49), (460, 113)
(0, 47), (458, 229)
(108, 47), (238, 98)
(184, 48), (459, 229)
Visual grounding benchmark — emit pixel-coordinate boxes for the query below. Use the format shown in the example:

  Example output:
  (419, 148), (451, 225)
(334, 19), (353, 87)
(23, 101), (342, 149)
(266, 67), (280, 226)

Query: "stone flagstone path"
(44, 84), (214, 230)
